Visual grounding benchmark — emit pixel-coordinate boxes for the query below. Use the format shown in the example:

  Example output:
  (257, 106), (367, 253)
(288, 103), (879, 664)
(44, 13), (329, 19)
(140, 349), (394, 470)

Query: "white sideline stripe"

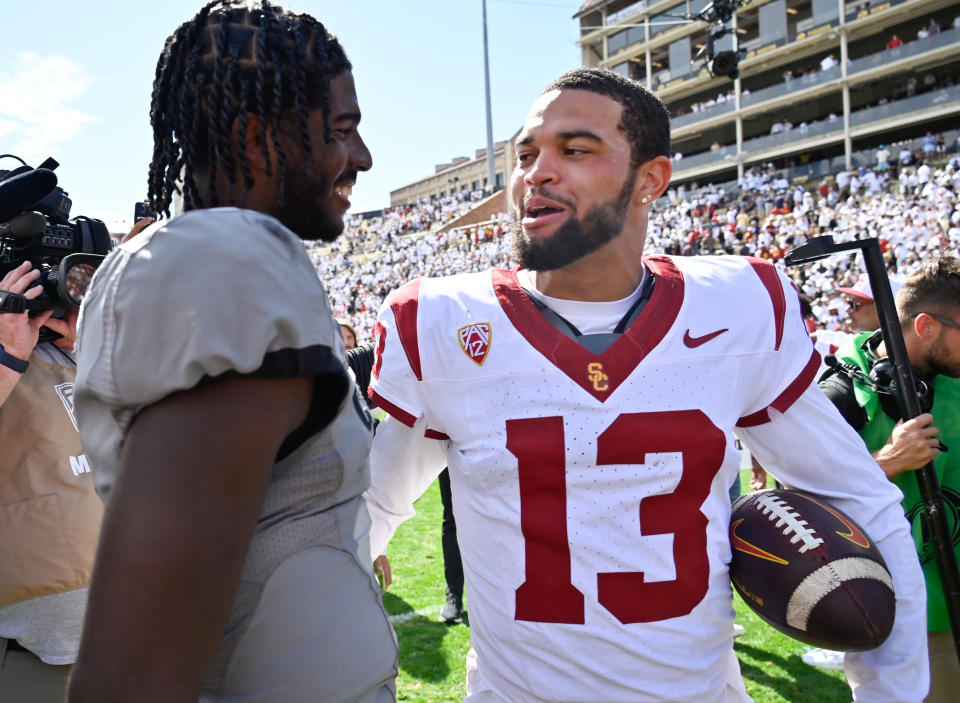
(786, 557), (893, 631)
(388, 603), (443, 624)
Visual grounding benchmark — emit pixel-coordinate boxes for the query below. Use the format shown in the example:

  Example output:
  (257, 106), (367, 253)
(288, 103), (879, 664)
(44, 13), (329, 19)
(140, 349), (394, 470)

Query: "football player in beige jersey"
(69, 3), (396, 702)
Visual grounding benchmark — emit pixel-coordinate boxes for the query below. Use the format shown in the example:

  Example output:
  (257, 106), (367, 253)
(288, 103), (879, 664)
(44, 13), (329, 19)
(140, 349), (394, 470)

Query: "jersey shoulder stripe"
(387, 278), (423, 382)
(737, 347), (822, 426)
(745, 257), (787, 351)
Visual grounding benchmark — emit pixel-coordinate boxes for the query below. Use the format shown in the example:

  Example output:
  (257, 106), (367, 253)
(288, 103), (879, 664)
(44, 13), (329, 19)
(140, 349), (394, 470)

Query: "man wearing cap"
(837, 272), (904, 333)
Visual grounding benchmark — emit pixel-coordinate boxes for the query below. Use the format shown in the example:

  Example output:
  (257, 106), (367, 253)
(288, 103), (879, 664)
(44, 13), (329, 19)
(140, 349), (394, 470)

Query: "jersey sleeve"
(735, 260), (821, 427)
(364, 278), (448, 554)
(737, 385), (929, 702)
(364, 414), (448, 556)
(368, 278), (430, 428)
(77, 208), (346, 419)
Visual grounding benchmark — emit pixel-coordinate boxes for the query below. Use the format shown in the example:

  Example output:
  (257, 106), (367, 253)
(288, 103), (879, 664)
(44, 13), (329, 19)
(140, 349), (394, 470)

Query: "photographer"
(0, 260), (102, 701)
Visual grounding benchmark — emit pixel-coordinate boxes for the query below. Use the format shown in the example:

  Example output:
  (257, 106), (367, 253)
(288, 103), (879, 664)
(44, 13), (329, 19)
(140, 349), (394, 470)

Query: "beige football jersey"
(75, 208), (396, 702)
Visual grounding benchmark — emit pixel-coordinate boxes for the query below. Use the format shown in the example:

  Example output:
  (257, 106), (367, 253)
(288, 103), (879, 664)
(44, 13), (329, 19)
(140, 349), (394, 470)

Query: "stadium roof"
(574, 0), (609, 18)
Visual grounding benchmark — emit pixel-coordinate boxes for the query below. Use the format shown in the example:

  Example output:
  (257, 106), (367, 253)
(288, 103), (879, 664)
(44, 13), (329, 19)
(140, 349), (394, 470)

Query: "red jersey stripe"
(747, 258), (786, 351)
(369, 389), (417, 428)
(389, 279), (423, 382)
(736, 348), (822, 427)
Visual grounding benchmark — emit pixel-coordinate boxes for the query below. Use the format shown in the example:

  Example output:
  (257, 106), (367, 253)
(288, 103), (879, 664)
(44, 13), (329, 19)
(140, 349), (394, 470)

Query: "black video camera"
(0, 155), (112, 339)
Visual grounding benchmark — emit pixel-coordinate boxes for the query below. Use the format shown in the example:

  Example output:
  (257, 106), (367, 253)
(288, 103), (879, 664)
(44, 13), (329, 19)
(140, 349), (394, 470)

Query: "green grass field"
(383, 474), (851, 702)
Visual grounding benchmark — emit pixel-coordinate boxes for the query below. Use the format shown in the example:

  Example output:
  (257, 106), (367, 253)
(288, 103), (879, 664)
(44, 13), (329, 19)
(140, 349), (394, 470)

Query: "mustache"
(335, 171), (358, 186)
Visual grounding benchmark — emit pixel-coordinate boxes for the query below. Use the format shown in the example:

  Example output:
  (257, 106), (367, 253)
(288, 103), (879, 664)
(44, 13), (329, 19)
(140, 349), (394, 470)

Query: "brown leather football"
(729, 489), (895, 651)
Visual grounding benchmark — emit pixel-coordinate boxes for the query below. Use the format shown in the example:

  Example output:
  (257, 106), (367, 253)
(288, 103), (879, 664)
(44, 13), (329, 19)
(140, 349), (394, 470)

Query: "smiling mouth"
(335, 183), (353, 199)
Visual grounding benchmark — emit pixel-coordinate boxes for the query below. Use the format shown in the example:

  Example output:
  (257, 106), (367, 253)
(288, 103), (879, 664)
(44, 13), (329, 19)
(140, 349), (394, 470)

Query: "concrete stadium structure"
(386, 0), (957, 208)
(575, 0), (959, 186)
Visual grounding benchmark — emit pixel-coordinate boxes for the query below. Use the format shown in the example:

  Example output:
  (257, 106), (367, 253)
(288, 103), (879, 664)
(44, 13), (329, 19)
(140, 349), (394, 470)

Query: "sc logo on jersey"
(587, 362), (608, 392)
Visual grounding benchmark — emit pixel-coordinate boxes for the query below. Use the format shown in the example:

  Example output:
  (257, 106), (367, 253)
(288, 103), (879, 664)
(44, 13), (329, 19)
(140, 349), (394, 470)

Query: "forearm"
(0, 364), (23, 406)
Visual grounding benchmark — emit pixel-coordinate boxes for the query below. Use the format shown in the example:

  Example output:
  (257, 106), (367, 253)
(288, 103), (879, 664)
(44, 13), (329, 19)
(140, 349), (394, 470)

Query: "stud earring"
(641, 195), (650, 204)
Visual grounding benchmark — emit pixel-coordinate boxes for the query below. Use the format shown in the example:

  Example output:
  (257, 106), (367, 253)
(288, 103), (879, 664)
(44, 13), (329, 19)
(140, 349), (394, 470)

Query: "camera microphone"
(0, 211), (46, 239)
(0, 168), (58, 222)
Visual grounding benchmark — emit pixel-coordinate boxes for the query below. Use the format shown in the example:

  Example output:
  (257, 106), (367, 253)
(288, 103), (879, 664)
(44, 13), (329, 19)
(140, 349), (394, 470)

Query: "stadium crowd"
(315, 155), (960, 345)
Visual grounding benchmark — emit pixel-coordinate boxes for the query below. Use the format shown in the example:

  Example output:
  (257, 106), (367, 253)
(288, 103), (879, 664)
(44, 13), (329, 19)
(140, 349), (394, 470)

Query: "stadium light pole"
(482, 0), (496, 193)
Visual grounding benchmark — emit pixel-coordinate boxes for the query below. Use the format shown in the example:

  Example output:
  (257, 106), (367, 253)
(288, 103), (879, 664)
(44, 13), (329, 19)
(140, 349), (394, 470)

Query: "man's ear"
(235, 112), (275, 177)
(633, 155), (673, 206)
(913, 312), (940, 342)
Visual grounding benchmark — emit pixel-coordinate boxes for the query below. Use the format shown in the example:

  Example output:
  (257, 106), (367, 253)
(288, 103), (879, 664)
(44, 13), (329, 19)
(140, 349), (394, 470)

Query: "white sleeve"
(364, 414), (448, 556)
(364, 279), (448, 555)
(737, 384), (929, 703)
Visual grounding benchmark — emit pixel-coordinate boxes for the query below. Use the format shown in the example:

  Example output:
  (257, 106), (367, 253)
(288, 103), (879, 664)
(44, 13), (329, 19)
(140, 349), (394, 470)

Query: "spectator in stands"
(876, 144), (891, 172)
(836, 273), (903, 332)
(820, 53), (839, 71)
(338, 319), (358, 349)
(887, 34), (903, 49)
(927, 17), (942, 36)
(900, 144), (916, 166)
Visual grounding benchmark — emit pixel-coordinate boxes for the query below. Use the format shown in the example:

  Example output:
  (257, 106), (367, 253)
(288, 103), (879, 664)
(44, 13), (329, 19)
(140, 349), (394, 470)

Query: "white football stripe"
(786, 557), (893, 631)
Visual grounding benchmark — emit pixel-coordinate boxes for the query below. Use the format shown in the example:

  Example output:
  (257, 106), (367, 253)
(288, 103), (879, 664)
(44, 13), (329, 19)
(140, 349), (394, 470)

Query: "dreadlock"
(147, 0), (351, 217)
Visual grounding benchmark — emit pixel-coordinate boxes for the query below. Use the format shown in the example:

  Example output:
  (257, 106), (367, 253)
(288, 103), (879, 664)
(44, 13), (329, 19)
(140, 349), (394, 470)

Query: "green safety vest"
(835, 331), (960, 632)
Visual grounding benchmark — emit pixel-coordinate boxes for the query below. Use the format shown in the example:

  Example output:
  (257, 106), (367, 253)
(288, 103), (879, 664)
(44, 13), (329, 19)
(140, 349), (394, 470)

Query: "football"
(729, 488), (895, 651)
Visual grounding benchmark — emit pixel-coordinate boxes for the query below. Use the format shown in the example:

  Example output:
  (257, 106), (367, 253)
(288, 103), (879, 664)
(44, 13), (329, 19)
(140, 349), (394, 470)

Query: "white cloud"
(0, 52), (97, 163)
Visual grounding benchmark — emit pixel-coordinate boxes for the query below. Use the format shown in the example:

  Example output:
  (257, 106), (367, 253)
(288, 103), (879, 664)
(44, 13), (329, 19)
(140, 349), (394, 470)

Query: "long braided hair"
(147, 1), (351, 217)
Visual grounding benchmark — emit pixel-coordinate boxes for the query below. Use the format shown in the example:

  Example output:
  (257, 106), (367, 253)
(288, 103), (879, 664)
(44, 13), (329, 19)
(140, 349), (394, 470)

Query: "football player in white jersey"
(365, 68), (927, 702)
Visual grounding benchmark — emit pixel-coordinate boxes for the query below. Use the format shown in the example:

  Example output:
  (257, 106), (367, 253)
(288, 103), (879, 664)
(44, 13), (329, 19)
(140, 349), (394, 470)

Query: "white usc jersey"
(367, 256), (927, 703)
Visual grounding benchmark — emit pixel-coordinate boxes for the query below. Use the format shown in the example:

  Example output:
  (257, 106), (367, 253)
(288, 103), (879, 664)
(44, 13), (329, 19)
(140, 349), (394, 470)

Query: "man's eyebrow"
(516, 134), (533, 147)
(558, 130), (603, 142)
(332, 111), (362, 124)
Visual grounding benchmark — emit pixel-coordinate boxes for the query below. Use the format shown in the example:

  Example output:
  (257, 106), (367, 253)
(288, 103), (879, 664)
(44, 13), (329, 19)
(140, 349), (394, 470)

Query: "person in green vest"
(819, 255), (960, 703)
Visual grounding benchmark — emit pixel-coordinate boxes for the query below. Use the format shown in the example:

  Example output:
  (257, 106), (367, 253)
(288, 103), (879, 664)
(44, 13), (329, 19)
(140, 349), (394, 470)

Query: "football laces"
(754, 494), (825, 553)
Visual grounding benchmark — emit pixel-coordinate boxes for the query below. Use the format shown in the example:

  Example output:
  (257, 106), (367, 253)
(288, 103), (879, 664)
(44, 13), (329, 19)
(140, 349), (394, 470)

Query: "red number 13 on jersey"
(507, 410), (726, 624)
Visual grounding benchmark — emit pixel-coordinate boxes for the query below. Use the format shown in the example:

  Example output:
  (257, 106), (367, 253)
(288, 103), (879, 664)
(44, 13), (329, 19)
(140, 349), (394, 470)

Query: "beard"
(923, 331), (960, 378)
(273, 165), (353, 243)
(510, 171), (637, 271)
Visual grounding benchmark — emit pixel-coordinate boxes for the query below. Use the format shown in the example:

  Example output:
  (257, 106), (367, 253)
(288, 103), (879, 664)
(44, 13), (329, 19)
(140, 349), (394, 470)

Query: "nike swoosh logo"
(802, 495), (871, 549)
(683, 328), (729, 348)
(729, 519), (790, 565)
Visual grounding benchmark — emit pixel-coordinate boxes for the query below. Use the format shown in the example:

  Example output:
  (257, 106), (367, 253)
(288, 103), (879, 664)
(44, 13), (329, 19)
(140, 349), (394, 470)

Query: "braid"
(180, 45), (204, 211)
(291, 23), (312, 170)
(255, 10), (272, 175)
(236, 75), (255, 201)
(264, 13), (288, 204)
(312, 21), (332, 144)
(147, 1), (353, 214)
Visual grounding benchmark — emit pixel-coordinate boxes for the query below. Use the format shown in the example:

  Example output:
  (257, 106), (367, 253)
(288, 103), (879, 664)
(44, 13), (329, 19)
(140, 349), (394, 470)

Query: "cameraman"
(0, 260), (102, 701)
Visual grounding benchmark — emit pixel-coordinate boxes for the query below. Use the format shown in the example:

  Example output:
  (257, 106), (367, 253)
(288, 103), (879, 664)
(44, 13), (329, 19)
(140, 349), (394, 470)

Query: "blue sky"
(1, 0), (584, 231)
